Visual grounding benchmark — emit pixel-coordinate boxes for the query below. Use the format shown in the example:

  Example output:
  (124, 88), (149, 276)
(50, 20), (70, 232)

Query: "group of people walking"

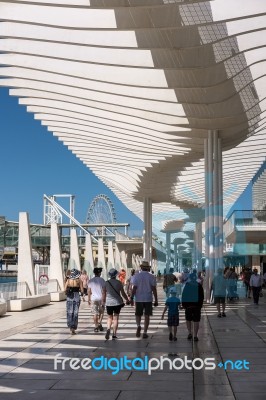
(64, 262), (265, 340)
(162, 269), (204, 341)
(212, 266), (264, 314)
(64, 260), (158, 338)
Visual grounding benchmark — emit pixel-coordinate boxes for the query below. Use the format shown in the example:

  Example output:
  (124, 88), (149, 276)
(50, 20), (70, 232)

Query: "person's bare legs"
(144, 315), (150, 333)
(186, 320), (192, 334)
(136, 315), (142, 327)
(98, 310), (104, 325)
(107, 315), (113, 330)
(93, 314), (99, 328)
(193, 321), (199, 337)
(113, 315), (119, 336)
(216, 303), (221, 315)
(173, 326), (177, 338)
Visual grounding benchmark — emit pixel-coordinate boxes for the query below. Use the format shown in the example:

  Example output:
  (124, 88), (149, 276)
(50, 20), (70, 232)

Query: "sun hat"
(140, 260), (151, 268)
(108, 268), (119, 278)
(69, 268), (81, 279)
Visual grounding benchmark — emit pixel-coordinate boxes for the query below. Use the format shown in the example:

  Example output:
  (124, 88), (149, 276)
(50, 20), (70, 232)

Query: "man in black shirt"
(182, 272), (204, 342)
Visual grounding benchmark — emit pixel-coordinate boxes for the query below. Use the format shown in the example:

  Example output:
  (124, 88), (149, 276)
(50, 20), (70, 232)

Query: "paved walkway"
(0, 284), (266, 400)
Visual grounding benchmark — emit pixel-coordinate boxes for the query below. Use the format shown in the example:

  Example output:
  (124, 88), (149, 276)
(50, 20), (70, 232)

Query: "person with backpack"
(64, 268), (84, 335)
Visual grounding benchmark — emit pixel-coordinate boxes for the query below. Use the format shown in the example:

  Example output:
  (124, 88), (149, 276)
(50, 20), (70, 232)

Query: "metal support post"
(143, 198), (152, 265)
(165, 232), (171, 274)
(204, 139), (210, 301)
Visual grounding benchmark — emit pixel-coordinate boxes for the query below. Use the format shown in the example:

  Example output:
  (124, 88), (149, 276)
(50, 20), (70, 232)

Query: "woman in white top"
(103, 268), (130, 340)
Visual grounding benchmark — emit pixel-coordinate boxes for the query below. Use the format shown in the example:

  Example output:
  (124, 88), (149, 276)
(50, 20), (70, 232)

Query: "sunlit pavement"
(0, 284), (265, 400)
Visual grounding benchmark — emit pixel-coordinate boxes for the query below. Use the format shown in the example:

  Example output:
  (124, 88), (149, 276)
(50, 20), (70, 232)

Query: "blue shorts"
(167, 314), (179, 327)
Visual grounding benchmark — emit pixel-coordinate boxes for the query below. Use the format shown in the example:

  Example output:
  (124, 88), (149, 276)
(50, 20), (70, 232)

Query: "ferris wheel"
(86, 194), (116, 225)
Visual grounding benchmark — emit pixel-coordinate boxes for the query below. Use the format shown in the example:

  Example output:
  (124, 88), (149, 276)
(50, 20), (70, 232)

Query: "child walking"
(161, 287), (180, 341)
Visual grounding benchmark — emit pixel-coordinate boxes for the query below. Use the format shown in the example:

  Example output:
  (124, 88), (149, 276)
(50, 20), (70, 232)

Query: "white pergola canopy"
(1, 0), (266, 231)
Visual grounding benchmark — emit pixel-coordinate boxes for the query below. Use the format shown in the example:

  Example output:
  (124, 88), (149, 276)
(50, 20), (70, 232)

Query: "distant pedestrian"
(250, 269), (263, 305)
(131, 260), (158, 339)
(88, 267), (106, 332)
(182, 272), (204, 342)
(64, 268), (83, 335)
(80, 270), (89, 302)
(197, 271), (204, 285)
(126, 269), (136, 299)
(212, 268), (227, 318)
(118, 269), (126, 286)
(163, 267), (177, 298)
(243, 268), (252, 298)
(103, 268), (130, 340)
(181, 268), (190, 285)
(161, 287), (180, 341)
(226, 267), (238, 300)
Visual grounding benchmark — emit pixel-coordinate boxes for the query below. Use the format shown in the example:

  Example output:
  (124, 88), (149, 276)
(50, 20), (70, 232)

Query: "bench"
(50, 291), (66, 302)
(7, 294), (51, 311)
(0, 300), (7, 316)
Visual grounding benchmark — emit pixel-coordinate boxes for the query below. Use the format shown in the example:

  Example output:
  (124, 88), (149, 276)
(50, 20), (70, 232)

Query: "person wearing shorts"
(212, 268), (227, 317)
(131, 260), (158, 339)
(80, 270), (89, 302)
(103, 268), (130, 340)
(182, 272), (204, 342)
(88, 267), (106, 332)
(161, 287), (180, 341)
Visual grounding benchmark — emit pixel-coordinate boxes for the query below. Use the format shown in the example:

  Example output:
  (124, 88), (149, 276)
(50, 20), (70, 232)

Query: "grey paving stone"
(129, 371), (192, 381)
(118, 391), (193, 400)
(194, 384), (233, 397)
(52, 379), (193, 392)
(227, 372), (266, 381)
(0, 379), (57, 389)
(195, 397), (235, 400)
(194, 372), (228, 385)
(231, 381), (266, 393)
(0, 390), (119, 400)
(235, 395), (266, 400)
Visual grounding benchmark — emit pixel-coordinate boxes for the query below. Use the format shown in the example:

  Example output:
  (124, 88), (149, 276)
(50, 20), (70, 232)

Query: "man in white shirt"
(249, 269), (263, 305)
(131, 260), (158, 339)
(88, 267), (106, 332)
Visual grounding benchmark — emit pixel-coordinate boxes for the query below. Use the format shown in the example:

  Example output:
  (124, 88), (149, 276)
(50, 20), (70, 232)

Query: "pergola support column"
(204, 130), (223, 301)
(195, 222), (202, 271)
(143, 197), (152, 264)
(165, 232), (171, 274)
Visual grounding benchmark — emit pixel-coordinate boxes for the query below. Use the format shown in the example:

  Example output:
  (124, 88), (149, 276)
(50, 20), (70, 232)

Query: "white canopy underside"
(0, 0), (265, 234)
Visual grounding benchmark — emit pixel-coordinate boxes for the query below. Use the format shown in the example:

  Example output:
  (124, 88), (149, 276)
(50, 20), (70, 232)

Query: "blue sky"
(0, 87), (143, 234)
